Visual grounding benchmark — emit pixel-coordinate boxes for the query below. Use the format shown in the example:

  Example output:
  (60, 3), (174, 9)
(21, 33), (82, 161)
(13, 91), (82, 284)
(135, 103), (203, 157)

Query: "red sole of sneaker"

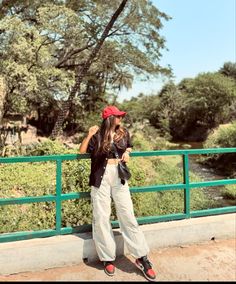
(135, 262), (156, 282)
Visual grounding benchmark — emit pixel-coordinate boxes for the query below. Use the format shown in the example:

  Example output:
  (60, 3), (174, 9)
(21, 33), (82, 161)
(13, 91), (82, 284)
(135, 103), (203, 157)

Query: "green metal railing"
(0, 148), (236, 243)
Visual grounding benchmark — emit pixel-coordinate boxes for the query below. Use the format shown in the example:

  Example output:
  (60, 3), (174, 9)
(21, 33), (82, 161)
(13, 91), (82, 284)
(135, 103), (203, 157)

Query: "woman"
(79, 105), (156, 281)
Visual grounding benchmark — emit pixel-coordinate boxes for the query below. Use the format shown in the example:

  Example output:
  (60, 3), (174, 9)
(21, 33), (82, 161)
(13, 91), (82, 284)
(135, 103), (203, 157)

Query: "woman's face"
(114, 115), (122, 126)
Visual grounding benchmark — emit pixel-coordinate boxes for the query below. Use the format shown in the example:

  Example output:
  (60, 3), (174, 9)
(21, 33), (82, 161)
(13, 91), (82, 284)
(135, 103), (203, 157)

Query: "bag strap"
(112, 142), (119, 160)
(112, 142), (126, 185)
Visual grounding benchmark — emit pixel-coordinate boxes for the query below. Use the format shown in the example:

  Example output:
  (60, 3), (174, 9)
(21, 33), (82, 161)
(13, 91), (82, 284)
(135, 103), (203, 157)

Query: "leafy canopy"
(0, 0), (171, 116)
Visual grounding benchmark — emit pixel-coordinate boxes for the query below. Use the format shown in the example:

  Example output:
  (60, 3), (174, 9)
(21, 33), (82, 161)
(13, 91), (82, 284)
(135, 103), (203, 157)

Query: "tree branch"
(51, 0), (129, 137)
(55, 41), (96, 68)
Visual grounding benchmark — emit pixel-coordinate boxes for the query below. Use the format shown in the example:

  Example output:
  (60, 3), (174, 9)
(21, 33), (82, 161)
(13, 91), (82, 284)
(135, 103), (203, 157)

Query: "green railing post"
(183, 154), (190, 218)
(56, 159), (62, 234)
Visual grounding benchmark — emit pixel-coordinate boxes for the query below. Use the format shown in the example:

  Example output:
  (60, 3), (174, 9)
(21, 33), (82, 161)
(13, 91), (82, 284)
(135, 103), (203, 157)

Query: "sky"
(117, 0), (236, 102)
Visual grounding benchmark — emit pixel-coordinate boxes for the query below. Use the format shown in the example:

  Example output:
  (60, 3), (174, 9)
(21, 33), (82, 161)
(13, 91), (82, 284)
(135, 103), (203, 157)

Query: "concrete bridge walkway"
(0, 238), (235, 281)
(0, 214), (235, 281)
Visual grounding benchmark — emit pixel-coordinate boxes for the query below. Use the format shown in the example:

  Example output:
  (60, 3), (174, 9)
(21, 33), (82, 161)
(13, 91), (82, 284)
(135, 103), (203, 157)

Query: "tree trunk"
(0, 77), (6, 123)
(51, 0), (128, 138)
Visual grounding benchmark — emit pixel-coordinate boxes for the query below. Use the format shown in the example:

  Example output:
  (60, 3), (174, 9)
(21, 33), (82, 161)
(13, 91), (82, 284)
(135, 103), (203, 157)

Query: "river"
(174, 141), (235, 207)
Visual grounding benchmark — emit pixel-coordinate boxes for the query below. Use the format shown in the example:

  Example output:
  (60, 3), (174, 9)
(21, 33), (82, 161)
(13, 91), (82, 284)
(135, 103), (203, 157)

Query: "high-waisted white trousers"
(90, 164), (149, 261)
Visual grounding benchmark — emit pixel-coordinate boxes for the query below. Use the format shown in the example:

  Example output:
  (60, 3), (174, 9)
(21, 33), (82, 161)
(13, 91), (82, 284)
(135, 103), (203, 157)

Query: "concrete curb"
(0, 213), (235, 275)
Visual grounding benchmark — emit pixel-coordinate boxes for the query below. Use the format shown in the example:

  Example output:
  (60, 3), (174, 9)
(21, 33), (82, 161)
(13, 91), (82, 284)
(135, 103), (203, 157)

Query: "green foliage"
(0, 137), (214, 234)
(169, 72), (236, 141)
(147, 82), (180, 139)
(222, 185), (236, 200)
(0, 12), (75, 114)
(199, 122), (236, 205)
(124, 67), (236, 142)
(202, 122), (236, 176)
(204, 122), (236, 148)
(185, 73), (235, 123)
(131, 128), (179, 151)
(131, 154), (213, 218)
(0, 162), (56, 233)
(132, 132), (154, 151)
(0, 0), (171, 129)
(129, 132), (216, 217)
(0, 138), (77, 157)
(219, 62), (236, 81)
(26, 139), (75, 156)
(61, 158), (92, 227)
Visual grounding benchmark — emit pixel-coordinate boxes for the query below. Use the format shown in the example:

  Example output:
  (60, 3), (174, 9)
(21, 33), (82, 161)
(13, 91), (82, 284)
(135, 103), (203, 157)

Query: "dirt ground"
(0, 238), (235, 282)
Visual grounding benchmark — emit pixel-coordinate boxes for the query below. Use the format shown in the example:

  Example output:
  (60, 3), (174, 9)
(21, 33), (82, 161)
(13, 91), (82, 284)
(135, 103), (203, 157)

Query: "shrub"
(202, 122), (236, 174)
(204, 122), (236, 148)
(0, 137), (214, 234)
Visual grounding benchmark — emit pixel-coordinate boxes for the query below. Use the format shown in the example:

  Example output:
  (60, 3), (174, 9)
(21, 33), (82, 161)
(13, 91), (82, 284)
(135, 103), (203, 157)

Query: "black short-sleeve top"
(87, 128), (133, 188)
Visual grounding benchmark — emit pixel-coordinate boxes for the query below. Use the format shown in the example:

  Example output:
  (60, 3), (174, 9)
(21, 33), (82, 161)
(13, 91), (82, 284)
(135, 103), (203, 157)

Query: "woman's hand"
(121, 151), (130, 163)
(88, 125), (99, 138)
(79, 125), (99, 154)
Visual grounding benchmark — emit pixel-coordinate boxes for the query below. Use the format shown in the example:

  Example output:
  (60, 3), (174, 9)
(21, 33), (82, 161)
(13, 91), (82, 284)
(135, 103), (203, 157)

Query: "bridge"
(0, 148), (235, 280)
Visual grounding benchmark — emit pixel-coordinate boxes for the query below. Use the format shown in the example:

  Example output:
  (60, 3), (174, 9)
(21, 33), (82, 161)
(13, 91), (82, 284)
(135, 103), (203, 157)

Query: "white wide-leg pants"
(90, 164), (149, 261)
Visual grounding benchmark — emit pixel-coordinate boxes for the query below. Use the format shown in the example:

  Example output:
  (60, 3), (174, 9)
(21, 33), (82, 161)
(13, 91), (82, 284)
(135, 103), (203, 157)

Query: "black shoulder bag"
(112, 143), (131, 184)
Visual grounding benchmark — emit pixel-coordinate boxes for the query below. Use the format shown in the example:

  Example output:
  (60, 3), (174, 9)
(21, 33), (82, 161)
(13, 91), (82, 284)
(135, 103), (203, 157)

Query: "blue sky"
(117, 0), (236, 102)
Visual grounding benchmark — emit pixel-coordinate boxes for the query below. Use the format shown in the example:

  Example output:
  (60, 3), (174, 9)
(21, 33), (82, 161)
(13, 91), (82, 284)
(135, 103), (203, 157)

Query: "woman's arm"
(121, 147), (132, 162)
(125, 147), (132, 154)
(79, 125), (99, 154)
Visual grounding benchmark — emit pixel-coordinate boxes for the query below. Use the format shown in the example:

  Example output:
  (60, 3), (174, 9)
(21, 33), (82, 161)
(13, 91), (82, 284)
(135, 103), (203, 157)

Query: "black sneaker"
(135, 256), (156, 281)
(103, 261), (115, 276)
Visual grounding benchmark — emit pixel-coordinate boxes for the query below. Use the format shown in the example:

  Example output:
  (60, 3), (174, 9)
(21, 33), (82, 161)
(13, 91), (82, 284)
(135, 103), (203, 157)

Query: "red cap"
(102, 106), (126, 119)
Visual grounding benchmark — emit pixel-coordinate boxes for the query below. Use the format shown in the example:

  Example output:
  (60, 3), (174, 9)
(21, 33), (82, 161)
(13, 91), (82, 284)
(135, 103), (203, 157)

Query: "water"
(174, 141), (235, 207)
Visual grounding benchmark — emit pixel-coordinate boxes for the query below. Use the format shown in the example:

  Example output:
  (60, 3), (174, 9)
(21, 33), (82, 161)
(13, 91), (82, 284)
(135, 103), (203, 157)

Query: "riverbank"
(171, 141), (235, 207)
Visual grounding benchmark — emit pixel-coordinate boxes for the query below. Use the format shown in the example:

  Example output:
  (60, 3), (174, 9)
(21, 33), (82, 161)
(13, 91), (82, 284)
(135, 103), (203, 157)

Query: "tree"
(0, 1), (76, 117)
(51, 0), (129, 137)
(0, 0), (171, 137)
(169, 72), (236, 141)
(148, 82), (180, 138)
(121, 71), (236, 142)
(219, 62), (236, 81)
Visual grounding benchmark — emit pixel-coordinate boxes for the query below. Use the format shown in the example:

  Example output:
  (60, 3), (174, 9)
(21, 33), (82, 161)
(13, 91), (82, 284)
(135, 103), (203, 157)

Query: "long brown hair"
(94, 115), (126, 155)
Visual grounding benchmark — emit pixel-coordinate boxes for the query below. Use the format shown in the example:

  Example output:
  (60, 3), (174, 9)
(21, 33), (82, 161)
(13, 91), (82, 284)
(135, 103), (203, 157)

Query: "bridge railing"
(0, 148), (236, 243)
